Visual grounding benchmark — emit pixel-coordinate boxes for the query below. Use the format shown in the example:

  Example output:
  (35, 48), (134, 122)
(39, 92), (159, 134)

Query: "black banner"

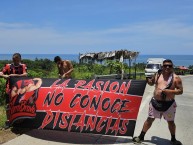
(8, 77), (146, 136)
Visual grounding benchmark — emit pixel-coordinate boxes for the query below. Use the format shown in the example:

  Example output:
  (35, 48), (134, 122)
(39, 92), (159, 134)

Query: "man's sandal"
(132, 136), (144, 143)
(170, 140), (182, 145)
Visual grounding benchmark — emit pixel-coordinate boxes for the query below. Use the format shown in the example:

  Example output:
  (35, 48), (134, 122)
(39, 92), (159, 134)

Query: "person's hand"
(62, 74), (66, 79)
(162, 89), (167, 94)
(146, 77), (154, 85)
(9, 74), (16, 77)
(162, 89), (176, 100)
(4, 75), (9, 79)
(162, 89), (173, 96)
(58, 74), (62, 78)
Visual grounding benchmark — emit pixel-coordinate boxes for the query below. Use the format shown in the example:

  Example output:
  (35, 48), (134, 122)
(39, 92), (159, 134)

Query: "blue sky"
(0, 0), (193, 55)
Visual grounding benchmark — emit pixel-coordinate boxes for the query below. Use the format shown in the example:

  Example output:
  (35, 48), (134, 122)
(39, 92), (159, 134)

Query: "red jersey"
(2, 63), (27, 94)
(2, 63), (27, 75)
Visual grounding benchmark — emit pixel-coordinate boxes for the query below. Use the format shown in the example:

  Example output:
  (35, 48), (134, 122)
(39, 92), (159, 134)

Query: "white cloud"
(0, 20), (193, 54)
(0, 22), (33, 29)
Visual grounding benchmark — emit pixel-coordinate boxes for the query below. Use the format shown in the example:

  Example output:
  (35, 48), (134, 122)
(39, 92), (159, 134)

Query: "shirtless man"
(133, 59), (183, 145)
(54, 56), (73, 79)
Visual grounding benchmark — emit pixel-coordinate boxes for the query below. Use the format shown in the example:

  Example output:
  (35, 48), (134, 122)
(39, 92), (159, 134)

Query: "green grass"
(0, 106), (6, 128)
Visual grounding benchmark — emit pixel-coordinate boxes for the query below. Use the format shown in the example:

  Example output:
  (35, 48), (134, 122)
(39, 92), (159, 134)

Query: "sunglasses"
(163, 64), (173, 68)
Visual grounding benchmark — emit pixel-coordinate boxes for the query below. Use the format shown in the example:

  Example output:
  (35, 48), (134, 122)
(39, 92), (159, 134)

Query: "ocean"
(0, 54), (193, 67)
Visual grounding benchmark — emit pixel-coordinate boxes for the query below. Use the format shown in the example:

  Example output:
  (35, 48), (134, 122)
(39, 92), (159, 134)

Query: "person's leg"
(163, 101), (181, 145)
(4, 93), (10, 129)
(139, 117), (155, 139)
(133, 101), (159, 143)
(168, 121), (176, 141)
(133, 117), (155, 142)
(167, 121), (182, 145)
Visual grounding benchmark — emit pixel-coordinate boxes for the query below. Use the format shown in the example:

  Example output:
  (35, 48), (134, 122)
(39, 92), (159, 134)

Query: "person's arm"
(174, 76), (183, 95)
(0, 73), (27, 78)
(0, 71), (9, 79)
(163, 75), (183, 95)
(146, 73), (156, 86)
(0, 65), (10, 79)
(9, 73), (27, 77)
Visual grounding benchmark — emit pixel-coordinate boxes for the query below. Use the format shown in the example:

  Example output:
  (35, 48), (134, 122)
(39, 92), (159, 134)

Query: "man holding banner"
(133, 59), (183, 145)
(0, 53), (27, 128)
(54, 56), (73, 79)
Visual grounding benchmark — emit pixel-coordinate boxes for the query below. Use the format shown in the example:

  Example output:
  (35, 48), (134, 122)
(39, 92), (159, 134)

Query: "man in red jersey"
(0, 53), (27, 128)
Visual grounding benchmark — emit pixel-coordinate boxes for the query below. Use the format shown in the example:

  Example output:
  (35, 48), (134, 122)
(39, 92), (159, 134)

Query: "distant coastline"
(0, 54), (193, 67)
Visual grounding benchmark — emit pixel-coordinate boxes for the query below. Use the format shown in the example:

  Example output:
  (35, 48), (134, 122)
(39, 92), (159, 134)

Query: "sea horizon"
(0, 54), (193, 67)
